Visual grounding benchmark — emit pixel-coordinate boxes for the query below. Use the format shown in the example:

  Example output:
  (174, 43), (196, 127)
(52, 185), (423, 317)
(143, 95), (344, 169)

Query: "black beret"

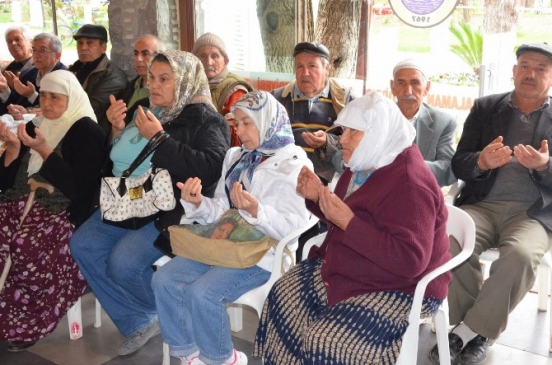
(73, 24), (108, 43)
(516, 42), (552, 60)
(293, 42), (330, 60)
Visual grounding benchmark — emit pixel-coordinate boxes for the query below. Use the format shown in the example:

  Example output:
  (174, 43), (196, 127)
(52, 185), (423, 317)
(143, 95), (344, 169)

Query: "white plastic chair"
(447, 179), (552, 352)
(227, 214), (319, 332)
(536, 249), (552, 352)
(158, 214), (319, 365)
(301, 204), (476, 365)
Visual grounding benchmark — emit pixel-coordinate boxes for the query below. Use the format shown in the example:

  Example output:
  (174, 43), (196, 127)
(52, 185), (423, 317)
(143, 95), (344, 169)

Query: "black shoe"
(428, 332), (464, 365)
(7, 340), (37, 352)
(456, 335), (492, 364)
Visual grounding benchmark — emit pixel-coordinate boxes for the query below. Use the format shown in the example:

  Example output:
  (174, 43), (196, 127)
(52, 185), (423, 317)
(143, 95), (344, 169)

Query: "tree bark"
(483, 0), (518, 33)
(257, 0), (313, 73)
(315, 0), (362, 78)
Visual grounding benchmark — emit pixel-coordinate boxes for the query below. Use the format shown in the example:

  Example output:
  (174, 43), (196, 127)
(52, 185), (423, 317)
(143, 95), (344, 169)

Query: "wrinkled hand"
(296, 165), (322, 202)
(302, 130), (327, 149)
(478, 136), (512, 171)
(0, 121), (21, 166)
(177, 177), (203, 207)
(224, 112), (235, 126)
(0, 72), (8, 93)
(135, 105), (163, 140)
(26, 107), (42, 117)
(230, 181), (259, 218)
(514, 140), (549, 172)
(13, 78), (35, 99)
(18, 123), (52, 159)
(318, 186), (354, 230)
(4, 71), (18, 90)
(0, 121), (19, 146)
(7, 104), (27, 121)
(107, 95), (127, 133)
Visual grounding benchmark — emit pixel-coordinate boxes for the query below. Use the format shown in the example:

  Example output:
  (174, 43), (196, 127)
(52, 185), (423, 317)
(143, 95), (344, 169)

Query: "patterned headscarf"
(225, 90), (295, 190)
(334, 91), (416, 172)
(28, 70), (97, 175)
(148, 50), (215, 123)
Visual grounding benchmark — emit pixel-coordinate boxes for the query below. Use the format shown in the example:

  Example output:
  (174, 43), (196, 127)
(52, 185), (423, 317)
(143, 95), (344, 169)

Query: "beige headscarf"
(27, 70), (97, 175)
(148, 50), (215, 123)
(334, 91), (416, 172)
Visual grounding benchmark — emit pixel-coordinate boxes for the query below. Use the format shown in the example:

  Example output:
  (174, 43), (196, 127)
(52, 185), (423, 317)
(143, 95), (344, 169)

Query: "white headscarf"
(27, 70), (97, 175)
(334, 91), (416, 172)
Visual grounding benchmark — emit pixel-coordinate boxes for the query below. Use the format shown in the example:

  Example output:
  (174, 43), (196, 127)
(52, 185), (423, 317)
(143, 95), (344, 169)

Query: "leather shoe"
(7, 340), (37, 352)
(428, 332), (464, 365)
(456, 335), (492, 364)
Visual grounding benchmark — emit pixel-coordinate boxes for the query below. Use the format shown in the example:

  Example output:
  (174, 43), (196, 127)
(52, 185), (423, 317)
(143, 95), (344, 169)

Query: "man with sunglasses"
(0, 33), (67, 116)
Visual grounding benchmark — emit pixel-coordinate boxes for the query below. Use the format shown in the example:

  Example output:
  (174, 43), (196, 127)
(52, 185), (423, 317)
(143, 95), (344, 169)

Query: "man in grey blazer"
(390, 59), (457, 186)
(429, 43), (552, 364)
(316, 59), (457, 187)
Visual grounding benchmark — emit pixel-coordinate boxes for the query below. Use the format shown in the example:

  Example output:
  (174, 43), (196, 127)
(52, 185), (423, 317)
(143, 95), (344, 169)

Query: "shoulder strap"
(121, 130), (170, 178)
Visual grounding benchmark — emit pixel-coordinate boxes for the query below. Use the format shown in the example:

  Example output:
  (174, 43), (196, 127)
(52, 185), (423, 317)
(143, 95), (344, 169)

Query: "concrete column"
(108, 0), (180, 78)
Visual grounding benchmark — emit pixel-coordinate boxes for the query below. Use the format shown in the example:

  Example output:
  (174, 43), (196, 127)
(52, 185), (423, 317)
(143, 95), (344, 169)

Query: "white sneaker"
(188, 355), (205, 365)
(185, 349), (247, 365)
(223, 349), (247, 365)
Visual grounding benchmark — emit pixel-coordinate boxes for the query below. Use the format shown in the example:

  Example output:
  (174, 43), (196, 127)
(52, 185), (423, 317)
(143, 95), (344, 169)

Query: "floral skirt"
(253, 258), (441, 365)
(0, 196), (87, 342)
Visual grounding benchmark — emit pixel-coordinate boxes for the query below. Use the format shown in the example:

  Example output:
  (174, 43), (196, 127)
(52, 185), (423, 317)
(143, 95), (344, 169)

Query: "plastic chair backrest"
(396, 204), (475, 365)
(301, 204), (475, 365)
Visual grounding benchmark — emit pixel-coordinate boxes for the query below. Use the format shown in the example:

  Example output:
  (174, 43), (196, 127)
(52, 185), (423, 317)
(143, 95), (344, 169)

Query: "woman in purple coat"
(254, 91), (452, 364)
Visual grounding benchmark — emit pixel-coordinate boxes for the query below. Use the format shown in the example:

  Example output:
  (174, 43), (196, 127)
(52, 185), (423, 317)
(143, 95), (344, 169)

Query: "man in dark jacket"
(120, 35), (165, 109)
(69, 24), (127, 132)
(2, 25), (33, 76)
(429, 42), (552, 364)
(0, 33), (67, 116)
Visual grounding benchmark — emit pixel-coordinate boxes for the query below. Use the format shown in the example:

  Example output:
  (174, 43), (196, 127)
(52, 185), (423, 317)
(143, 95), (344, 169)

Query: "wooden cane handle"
(27, 178), (54, 194)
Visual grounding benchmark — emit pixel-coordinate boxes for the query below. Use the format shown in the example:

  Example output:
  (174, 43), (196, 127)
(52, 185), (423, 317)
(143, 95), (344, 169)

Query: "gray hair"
(135, 34), (166, 53)
(33, 33), (62, 52)
(5, 25), (32, 41)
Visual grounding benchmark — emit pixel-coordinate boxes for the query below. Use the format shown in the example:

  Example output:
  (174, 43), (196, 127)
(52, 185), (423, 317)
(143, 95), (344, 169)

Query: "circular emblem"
(389, 0), (458, 28)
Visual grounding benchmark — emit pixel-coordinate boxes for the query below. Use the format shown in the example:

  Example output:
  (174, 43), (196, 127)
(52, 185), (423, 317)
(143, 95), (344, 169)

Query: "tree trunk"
(483, 0), (517, 33)
(315, 0), (362, 78)
(257, 0), (313, 73)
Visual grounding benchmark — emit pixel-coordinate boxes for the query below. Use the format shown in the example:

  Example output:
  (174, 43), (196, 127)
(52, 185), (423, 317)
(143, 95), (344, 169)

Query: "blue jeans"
(70, 209), (163, 336)
(152, 256), (270, 364)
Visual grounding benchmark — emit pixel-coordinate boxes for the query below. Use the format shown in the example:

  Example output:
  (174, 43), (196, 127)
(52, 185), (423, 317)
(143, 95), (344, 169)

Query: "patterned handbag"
(169, 209), (277, 268)
(100, 130), (176, 230)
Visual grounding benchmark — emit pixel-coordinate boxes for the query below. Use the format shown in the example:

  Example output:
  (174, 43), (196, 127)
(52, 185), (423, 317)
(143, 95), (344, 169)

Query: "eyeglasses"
(31, 48), (55, 54)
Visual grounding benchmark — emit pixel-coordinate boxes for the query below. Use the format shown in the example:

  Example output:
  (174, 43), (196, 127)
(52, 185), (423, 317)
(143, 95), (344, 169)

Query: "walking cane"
(18, 178), (54, 229)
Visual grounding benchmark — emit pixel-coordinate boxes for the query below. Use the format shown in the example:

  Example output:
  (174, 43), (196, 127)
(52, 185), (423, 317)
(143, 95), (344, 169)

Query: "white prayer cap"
(392, 59), (427, 79)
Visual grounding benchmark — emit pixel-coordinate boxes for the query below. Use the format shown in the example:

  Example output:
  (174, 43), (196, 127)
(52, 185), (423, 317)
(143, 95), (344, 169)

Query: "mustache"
(399, 95), (417, 101)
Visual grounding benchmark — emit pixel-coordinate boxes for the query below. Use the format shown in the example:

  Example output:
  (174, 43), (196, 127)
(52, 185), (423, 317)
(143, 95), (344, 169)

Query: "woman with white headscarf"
(0, 70), (105, 351)
(151, 90), (312, 365)
(254, 91), (452, 364)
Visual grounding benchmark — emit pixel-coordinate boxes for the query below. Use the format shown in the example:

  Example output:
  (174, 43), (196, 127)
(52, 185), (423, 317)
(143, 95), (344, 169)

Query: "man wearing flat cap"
(272, 41), (355, 184)
(192, 32), (253, 147)
(430, 42), (552, 364)
(69, 24), (127, 132)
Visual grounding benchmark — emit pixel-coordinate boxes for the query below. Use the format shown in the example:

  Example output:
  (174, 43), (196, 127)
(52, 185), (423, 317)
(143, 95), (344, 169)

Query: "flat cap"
(516, 42), (552, 60)
(293, 42), (330, 59)
(73, 24), (108, 43)
(393, 58), (427, 79)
